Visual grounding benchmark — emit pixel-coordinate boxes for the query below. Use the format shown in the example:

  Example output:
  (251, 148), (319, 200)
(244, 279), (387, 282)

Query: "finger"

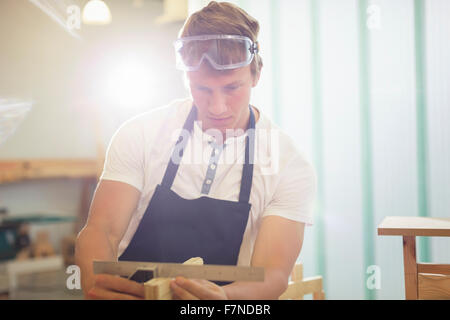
(171, 290), (181, 300)
(191, 279), (216, 289)
(88, 286), (144, 300)
(95, 274), (144, 297)
(170, 280), (199, 300)
(94, 274), (145, 298)
(173, 277), (219, 300)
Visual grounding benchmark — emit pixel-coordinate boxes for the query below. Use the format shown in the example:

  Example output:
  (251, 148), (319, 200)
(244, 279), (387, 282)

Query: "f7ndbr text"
(224, 304), (270, 315)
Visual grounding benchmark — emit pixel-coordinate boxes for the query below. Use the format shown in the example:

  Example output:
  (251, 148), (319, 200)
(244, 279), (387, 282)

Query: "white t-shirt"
(100, 98), (317, 266)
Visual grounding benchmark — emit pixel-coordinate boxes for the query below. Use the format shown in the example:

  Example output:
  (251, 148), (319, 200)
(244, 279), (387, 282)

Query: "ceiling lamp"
(82, 0), (112, 25)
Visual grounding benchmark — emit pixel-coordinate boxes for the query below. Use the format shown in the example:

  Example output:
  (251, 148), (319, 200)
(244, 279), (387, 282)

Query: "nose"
(208, 91), (227, 116)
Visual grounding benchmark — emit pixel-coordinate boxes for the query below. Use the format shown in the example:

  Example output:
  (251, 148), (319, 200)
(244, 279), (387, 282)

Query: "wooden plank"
(291, 264), (303, 282)
(278, 282), (301, 300)
(278, 276), (323, 300)
(378, 216), (450, 237)
(144, 277), (172, 300)
(417, 263), (450, 276)
(403, 236), (418, 300)
(418, 273), (450, 300)
(0, 159), (100, 183)
(313, 289), (326, 300)
(302, 276), (323, 295)
(290, 264), (303, 300)
(144, 257), (204, 300)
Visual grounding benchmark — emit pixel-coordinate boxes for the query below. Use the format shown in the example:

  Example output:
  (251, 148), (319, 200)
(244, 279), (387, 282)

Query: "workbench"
(378, 216), (450, 299)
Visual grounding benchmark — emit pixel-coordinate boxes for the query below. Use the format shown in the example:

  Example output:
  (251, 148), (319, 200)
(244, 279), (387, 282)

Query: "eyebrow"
(224, 81), (243, 87)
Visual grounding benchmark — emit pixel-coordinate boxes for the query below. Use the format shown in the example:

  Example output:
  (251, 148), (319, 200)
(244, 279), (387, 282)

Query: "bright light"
(82, 0), (112, 25)
(103, 58), (155, 108)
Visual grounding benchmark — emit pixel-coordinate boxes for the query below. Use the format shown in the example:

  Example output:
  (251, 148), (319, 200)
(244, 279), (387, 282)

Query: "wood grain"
(417, 264), (450, 276)
(403, 236), (418, 300)
(418, 273), (450, 300)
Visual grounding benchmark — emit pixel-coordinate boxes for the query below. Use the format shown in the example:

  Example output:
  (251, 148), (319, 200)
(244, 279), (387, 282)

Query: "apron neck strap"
(238, 106), (255, 203)
(161, 105), (256, 204)
(161, 106), (197, 189)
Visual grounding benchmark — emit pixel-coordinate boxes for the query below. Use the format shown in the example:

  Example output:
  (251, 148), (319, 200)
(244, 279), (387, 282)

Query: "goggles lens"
(174, 35), (257, 71)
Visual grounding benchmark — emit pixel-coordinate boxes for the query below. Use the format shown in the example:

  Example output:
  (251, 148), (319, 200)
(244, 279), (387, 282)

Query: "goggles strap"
(251, 41), (259, 54)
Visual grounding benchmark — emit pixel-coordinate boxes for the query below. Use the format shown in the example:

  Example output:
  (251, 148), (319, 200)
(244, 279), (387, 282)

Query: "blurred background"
(0, 0), (449, 299)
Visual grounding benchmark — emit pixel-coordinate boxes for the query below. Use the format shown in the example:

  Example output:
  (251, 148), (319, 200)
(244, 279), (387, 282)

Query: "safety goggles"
(174, 34), (259, 71)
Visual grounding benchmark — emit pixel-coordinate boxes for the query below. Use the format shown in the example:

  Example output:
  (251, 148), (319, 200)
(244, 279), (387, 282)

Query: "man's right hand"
(87, 274), (145, 300)
(75, 180), (142, 299)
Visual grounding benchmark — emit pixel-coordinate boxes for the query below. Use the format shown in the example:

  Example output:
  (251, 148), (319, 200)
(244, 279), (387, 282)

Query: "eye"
(196, 86), (212, 93)
(225, 85), (239, 92)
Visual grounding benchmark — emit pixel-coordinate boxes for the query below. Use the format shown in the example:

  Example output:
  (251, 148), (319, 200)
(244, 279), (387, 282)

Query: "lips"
(208, 116), (232, 124)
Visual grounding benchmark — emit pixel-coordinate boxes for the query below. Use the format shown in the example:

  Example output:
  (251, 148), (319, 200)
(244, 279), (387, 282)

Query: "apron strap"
(161, 105), (256, 204)
(238, 106), (255, 203)
(161, 106), (197, 188)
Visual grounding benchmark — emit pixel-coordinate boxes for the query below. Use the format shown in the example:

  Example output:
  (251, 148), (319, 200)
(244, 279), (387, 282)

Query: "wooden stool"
(279, 264), (325, 300)
(378, 216), (450, 300)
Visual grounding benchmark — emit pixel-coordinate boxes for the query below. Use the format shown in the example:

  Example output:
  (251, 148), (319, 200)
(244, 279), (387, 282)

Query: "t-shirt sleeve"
(99, 120), (145, 192)
(262, 154), (317, 226)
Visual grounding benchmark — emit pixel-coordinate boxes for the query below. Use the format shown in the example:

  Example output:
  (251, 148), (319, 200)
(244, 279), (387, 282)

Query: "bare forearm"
(75, 225), (118, 295)
(223, 268), (288, 300)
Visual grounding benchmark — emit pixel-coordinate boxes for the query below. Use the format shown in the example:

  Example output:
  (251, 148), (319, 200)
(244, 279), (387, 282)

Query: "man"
(75, 1), (316, 300)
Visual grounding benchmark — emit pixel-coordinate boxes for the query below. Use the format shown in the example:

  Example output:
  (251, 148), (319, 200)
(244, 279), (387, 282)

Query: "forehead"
(187, 64), (252, 85)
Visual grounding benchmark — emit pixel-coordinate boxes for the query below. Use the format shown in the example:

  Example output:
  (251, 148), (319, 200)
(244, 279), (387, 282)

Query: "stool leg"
(403, 236), (418, 300)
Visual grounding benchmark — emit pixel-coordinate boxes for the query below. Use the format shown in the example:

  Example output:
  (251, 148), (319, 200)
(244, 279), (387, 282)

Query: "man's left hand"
(170, 277), (228, 300)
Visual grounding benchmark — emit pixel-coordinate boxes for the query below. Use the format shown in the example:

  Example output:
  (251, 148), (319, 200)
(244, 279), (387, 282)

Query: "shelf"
(0, 159), (102, 184)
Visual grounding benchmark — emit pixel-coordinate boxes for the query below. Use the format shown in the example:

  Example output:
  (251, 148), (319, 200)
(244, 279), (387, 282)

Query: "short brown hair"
(178, 1), (263, 76)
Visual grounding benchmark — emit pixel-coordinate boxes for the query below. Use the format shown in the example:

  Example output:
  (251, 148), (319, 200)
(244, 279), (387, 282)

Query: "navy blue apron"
(119, 105), (255, 269)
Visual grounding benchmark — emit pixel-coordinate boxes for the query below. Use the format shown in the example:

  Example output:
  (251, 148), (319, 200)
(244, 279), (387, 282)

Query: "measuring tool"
(93, 260), (264, 283)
